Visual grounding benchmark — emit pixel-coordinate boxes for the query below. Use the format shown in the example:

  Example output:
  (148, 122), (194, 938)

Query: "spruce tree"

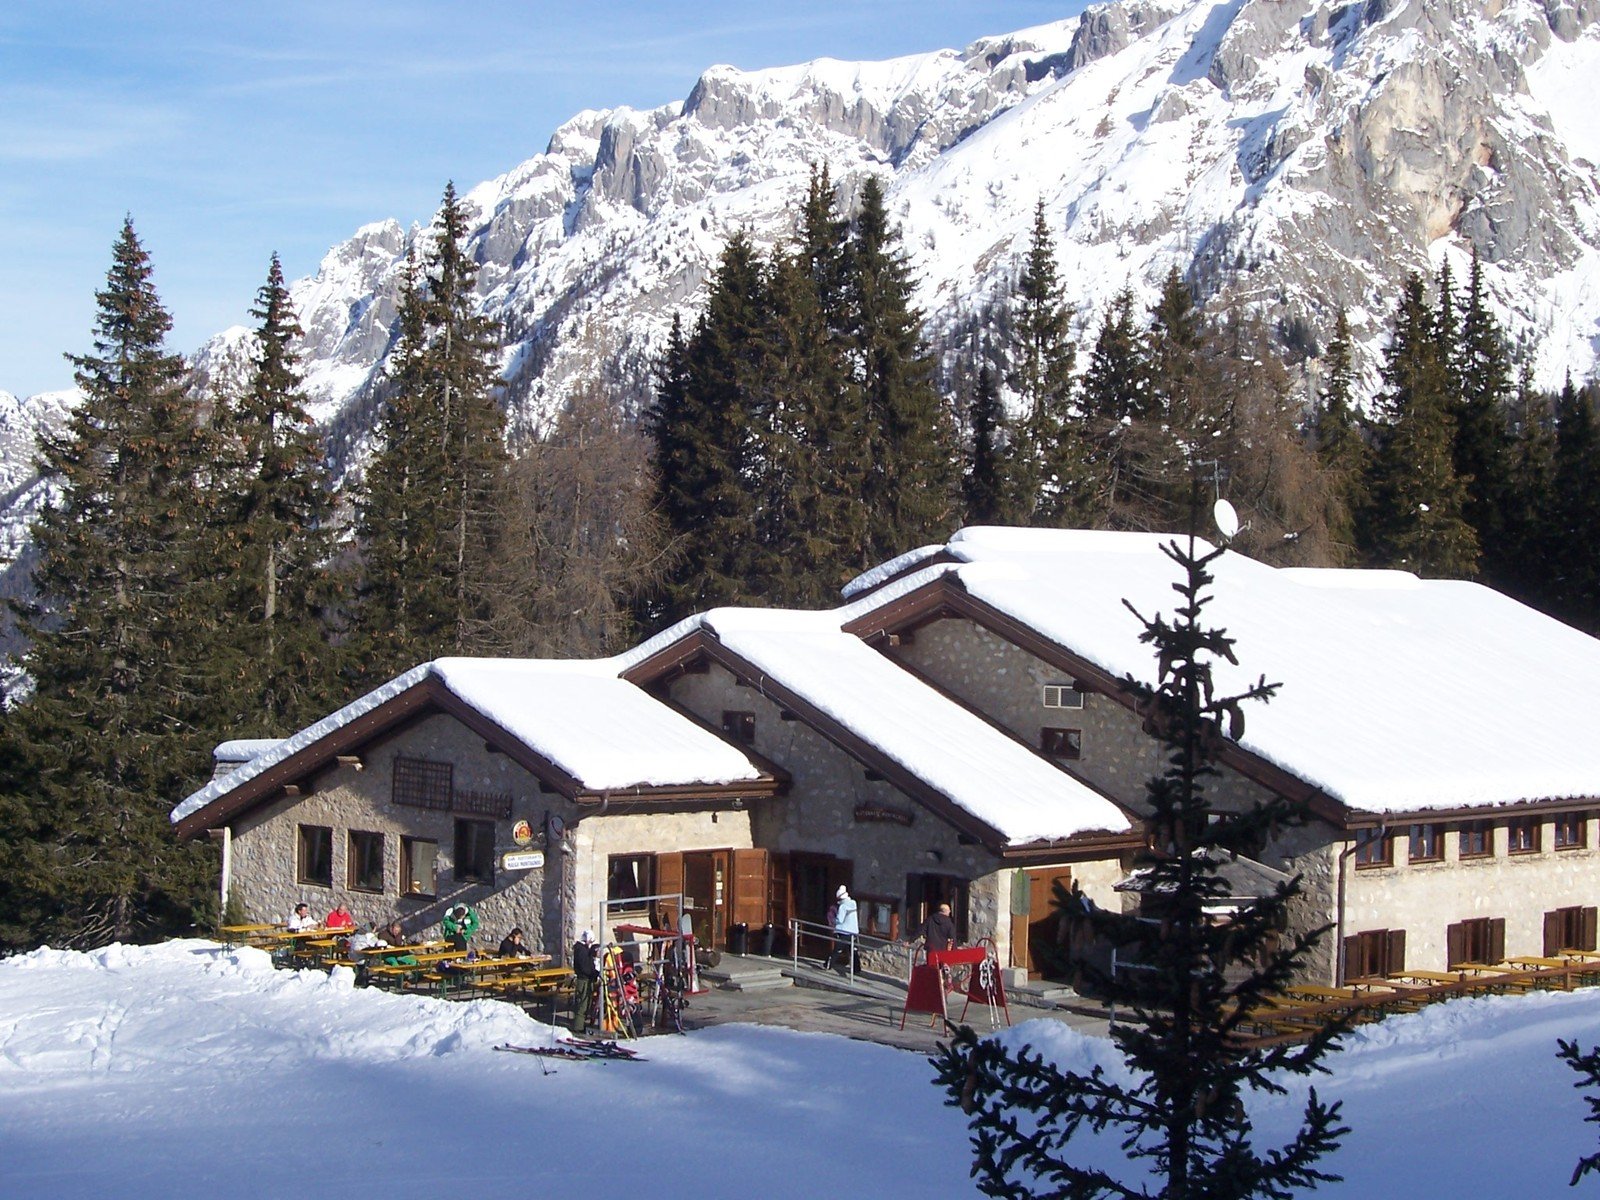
(208, 254), (339, 731)
(1549, 378), (1600, 630)
(1008, 203), (1092, 527)
(1361, 274), (1478, 577)
(1500, 358), (1556, 608)
(964, 363), (1010, 525)
(849, 176), (959, 563)
(1311, 310), (1369, 561)
(1452, 253), (1515, 584)
(353, 184), (508, 678)
(934, 533), (1346, 1199)
(1082, 289), (1150, 526)
(1, 219), (215, 948)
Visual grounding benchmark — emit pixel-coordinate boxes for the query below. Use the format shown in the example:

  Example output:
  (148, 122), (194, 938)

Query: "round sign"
(511, 819), (534, 846)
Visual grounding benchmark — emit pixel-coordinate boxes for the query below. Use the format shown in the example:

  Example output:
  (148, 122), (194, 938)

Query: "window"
(906, 874), (969, 944)
(607, 854), (653, 913)
(393, 756), (453, 811)
(1042, 683), (1085, 710)
(721, 711), (756, 746)
(1507, 817), (1540, 855)
(400, 838), (438, 898)
(1446, 916), (1504, 967)
(1545, 906), (1598, 955)
(348, 830), (384, 893)
(858, 894), (900, 940)
(1556, 813), (1588, 850)
(1459, 820), (1492, 859)
(1353, 827), (1392, 868)
(1344, 928), (1405, 982)
(1408, 823), (1443, 863)
(454, 819), (496, 885)
(297, 825), (332, 887)
(1040, 727), (1083, 760)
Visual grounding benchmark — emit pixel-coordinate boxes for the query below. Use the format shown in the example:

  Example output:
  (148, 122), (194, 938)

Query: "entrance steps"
(701, 957), (793, 993)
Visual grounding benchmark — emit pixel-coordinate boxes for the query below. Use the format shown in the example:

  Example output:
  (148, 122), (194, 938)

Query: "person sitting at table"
(497, 927), (532, 958)
(441, 903), (479, 951)
(286, 902), (316, 932)
(347, 923), (384, 955)
(325, 904), (355, 931)
(381, 919), (407, 947)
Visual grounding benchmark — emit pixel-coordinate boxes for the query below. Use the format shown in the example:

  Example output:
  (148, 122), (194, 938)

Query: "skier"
(441, 903), (479, 951)
(572, 929), (600, 1035)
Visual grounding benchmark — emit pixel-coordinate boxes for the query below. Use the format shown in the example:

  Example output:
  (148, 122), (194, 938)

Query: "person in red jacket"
(324, 904), (355, 931)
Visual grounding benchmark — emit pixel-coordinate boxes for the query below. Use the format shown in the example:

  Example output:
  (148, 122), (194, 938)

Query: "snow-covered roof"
(171, 658), (767, 825)
(852, 526), (1600, 815)
(624, 607), (1132, 846)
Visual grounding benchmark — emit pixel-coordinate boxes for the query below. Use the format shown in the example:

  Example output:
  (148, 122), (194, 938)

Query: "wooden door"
(732, 848), (770, 931)
(768, 852), (791, 952)
(654, 852), (684, 935)
(1009, 867), (1072, 978)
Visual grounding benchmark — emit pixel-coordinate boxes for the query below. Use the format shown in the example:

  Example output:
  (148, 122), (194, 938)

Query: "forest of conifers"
(1, 168), (1596, 952)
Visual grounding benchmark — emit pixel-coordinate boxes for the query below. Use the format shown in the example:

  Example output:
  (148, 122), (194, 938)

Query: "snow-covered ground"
(2, 941), (1597, 1198)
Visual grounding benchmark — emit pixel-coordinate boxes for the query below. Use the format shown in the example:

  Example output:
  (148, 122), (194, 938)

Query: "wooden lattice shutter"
(1488, 917), (1506, 964)
(1446, 922), (1466, 969)
(1384, 929), (1406, 976)
(1582, 907), (1598, 952)
(1545, 910), (1564, 957)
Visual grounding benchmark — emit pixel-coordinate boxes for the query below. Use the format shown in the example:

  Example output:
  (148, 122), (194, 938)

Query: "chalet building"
(172, 528), (1600, 986)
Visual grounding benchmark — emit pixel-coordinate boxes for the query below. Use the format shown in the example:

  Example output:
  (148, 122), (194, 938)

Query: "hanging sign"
(501, 850), (546, 871)
(511, 819), (535, 846)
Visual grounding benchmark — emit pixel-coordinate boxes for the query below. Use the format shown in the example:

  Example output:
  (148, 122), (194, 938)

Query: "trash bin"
(754, 923), (775, 956)
(727, 922), (749, 955)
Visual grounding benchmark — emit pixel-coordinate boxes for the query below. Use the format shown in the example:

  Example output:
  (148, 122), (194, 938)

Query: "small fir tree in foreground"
(1558, 1038), (1600, 1187)
(933, 532), (1347, 1200)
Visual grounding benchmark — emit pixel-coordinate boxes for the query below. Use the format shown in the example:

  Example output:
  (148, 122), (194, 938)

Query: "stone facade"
(232, 713), (576, 957)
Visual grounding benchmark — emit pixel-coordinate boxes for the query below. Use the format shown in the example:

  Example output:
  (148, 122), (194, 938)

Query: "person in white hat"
(571, 929), (600, 1034)
(828, 885), (858, 971)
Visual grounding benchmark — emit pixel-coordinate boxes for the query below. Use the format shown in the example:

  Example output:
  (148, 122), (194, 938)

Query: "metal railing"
(788, 918), (913, 988)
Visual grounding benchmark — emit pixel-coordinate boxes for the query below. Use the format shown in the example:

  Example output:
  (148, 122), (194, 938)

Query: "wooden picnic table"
(1286, 984), (1359, 1002)
(218, 923), (284, 947)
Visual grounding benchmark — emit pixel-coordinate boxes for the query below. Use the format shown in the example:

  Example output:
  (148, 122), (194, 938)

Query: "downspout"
(218, 826), (232, 919)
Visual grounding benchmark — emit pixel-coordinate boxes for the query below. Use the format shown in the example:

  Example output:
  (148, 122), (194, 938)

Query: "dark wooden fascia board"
(174, 679), (441, 840)
(1343, 794), (1600, 830)
(572, 778), (782, 807)
(621, 628), (718, 687)
(1000, 832), (1147, 861)
(847, 576), (1347, 826)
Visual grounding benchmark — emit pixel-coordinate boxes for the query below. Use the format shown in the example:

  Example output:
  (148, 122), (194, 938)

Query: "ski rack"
(612, 922), (707, 996)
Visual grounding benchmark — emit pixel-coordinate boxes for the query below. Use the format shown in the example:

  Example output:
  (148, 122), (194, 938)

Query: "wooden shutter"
(1446, 922), (1466, 969)
(1384, 929), (1406, 976)
(1545, 910), (1563, 957)
(654, 852), (684, 932)
(731, 848), (769, 929)
(1488, 917), (1506, 965)
(1341, 935), (1360, 984)
(1583, 907), (1598, 952)
(767, 853), (790, 939)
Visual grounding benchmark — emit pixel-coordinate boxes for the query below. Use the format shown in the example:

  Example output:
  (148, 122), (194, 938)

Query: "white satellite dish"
(1213, 498), (1240, 540)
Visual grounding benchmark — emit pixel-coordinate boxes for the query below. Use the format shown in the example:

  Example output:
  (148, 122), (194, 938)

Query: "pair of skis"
(495, 1037), (645, 1063)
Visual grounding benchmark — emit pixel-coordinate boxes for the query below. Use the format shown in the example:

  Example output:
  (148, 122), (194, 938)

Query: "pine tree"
(1452, 253), (1516, 584)
(1311, 310), (1369, 561)
(1008, 203), (1092, 527)
(1082, 289), (1150, 526)
(850, 176), (959, 563)
(208, 254), (339, 731)
(964, 363), (1010, 524)
(353, 184), (508, 678)
(0, 219), (216, 948)
(1548, 378), (1600, 630)
(1499, 358), (1556, 608)
(1361, 274), (1478, 577)
(934, 533), (1347, 1199)
(1557, 1038), (1600, 1186)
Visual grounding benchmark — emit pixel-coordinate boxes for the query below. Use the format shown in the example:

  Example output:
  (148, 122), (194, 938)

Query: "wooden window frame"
(1353, 827), (1392, 869)
(1545, 906), (1599, 955)
(400, 837), (438, 899)
(297, 824), (333, 888)
(1507, 817), (1541, 856)
(393, 756), (453, 811)
(1555, 813), (1588, 851)
(1343, 927), (1405, 982)
(453, 819), (497, 885)
(1040, 726), (1083, 761)
(721, 710), (756, 747)
(1407, 823), (1443, 864)
(1042, 683), (1085, 710)
(347, 830), (385, 894)
(857, 893), (900, 940)
(1458, 820), (1493, 860)
(1446, 916), (1505, 968)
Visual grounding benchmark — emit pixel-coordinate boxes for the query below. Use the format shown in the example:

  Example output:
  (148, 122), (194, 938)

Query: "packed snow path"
(1, 941), (1597, 1197)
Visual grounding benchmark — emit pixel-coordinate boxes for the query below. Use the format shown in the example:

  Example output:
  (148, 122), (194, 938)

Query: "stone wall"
(1344, 816), (1600, 972)
(229, 713), (576, 957)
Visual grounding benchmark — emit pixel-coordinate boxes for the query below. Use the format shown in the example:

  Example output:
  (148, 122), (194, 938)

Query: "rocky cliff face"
(11, 0), (1600, 504)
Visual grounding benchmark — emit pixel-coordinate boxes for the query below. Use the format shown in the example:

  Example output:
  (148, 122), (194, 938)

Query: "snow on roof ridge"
(840, 542), (946, 599)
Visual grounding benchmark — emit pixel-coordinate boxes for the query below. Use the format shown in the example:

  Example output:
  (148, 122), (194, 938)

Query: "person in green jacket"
(442, 904), (480, 952)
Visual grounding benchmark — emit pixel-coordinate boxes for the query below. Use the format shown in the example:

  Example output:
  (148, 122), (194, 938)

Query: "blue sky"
(0, 1), (1083, 398)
